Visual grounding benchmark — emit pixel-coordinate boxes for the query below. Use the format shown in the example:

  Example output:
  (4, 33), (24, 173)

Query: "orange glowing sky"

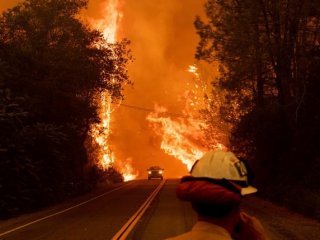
(1, 0), (207, 178)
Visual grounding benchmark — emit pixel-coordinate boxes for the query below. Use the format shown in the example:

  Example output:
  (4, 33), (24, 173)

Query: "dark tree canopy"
(0, 0), (130, 218)
(196, 0), (320, 219)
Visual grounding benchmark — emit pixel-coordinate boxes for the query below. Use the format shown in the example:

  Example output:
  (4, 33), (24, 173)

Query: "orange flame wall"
(83, 0), (208, 178)
(112, 0), (208, 178)
(1, 0), (210, 178)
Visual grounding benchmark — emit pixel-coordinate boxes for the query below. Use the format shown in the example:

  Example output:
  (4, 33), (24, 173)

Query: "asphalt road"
(128, 179), (196, 240)
(0, 180), (160, 240)
(0, 179), (319, 240)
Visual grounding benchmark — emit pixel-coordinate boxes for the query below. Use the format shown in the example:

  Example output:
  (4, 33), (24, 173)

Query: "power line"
(113, 102), (201, 120)
(117, 103), (155, 113)
(118, 103), (183, 117)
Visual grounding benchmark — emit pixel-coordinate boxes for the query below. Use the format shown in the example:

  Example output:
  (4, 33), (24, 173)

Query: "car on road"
(147, 166), (164, 180)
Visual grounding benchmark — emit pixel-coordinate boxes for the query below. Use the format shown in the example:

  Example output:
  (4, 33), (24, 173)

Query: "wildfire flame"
(89, 0), (137, 181)
(91, 93), (114, 169)
(90, 0), (122, 43)
(116, 158), (137, 181)
(147, 104), (207, 170)
(147, 64), (227, 170)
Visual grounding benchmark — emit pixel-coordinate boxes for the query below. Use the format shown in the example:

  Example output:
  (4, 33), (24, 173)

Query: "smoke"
(1, 0), (207, 178)
(0, 0), (20, 12)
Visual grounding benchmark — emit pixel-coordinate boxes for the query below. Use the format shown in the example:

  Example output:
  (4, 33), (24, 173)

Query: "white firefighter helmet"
(190, 149), (257, 195)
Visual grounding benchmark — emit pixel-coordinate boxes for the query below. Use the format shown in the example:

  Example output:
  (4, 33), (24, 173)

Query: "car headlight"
(148, 171), (152, 174)
(159, 170), (163, 174)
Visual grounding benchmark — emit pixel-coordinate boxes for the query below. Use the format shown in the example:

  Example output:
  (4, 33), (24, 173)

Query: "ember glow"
(188, 64), (199, 78)
(89, 0), (137, 181)
(187, 63), (211, 110)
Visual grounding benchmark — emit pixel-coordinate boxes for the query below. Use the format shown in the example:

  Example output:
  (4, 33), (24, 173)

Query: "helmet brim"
(241, 185), (258, 195)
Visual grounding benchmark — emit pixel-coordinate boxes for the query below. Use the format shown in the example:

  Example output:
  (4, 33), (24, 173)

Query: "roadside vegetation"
(196, 0), (320, 220)
(0, 0), (130, 219)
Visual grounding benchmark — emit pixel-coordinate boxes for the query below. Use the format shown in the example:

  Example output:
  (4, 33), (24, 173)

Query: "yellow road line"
(111, 180), (166, 240)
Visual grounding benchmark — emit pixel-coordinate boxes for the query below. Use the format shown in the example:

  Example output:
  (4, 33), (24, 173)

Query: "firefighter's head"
(176, 149), (257, 219)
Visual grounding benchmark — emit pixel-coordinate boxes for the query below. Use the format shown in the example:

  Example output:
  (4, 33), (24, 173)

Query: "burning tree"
(85, 0), (137, 181)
